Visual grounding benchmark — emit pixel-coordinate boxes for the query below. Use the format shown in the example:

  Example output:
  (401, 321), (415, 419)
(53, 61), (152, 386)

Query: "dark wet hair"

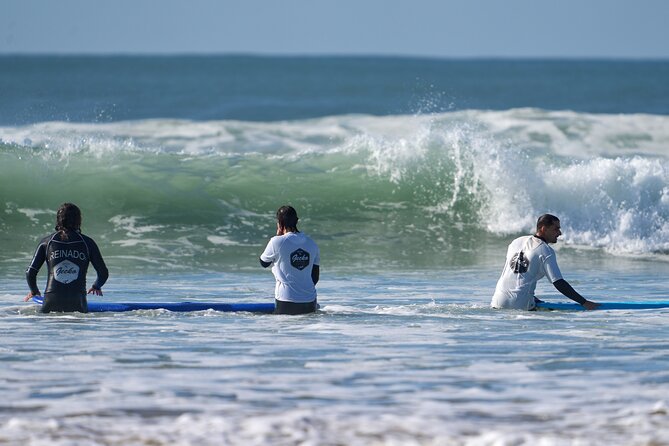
(536, 213), (559, 231)
(276, 205), (299, 231)
(55, 203), (82, 240)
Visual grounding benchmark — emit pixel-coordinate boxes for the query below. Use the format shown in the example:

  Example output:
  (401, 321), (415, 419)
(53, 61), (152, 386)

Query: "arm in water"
(553, 279), (599, 310)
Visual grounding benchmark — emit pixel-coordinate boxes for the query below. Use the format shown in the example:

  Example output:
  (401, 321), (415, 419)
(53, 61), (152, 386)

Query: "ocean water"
(1, 56), (669, 445)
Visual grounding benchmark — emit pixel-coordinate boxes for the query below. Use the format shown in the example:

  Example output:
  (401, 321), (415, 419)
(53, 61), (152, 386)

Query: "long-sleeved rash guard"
(26, 230), (109, 313)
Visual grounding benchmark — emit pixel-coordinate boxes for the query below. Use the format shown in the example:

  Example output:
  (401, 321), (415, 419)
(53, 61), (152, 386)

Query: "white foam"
(15, 207), (54, 224)
(109, 215), (165, 236)
(3, 110), (669, 257)
(207, 235), (242, 246)
(3, 271), (669, 445)
(2, 110), (668, 159)
(478, 108), (669, 159)
(325, 111), (669, 255)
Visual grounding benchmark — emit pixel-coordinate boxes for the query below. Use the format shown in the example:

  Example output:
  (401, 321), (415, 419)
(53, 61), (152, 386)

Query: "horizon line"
(1, 51), (668, 62)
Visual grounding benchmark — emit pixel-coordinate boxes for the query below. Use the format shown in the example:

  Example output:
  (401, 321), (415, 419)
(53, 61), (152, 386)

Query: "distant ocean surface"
(1, 56), (669, 445)
(3, 56), (669, 125)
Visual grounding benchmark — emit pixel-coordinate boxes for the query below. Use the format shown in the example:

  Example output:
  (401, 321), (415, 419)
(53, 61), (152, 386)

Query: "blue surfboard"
(31, 296), (275, 313)
(536, 301), (669, 311)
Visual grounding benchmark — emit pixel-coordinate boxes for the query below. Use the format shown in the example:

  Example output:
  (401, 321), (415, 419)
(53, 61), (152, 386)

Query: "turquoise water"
(2, 110), (668, 274)
(1, 56), (669, 445)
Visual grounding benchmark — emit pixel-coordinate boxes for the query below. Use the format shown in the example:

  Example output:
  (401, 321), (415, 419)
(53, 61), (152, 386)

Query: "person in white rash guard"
(491, 214), (599, 311)
(260, 205), (320, 315)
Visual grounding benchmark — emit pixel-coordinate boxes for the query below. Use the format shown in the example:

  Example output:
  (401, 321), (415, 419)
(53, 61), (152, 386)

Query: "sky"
(1, 0), (668, 59)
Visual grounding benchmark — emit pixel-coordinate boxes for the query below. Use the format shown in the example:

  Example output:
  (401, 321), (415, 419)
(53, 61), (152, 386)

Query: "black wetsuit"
(26, 230), (109, 313)
(274, 299), (318, 315)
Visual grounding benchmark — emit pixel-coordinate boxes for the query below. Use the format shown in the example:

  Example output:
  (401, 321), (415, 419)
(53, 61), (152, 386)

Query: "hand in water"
(87, 287), (103, 296)
(23, 292), (39, 302)
(582, 300), (600, 311)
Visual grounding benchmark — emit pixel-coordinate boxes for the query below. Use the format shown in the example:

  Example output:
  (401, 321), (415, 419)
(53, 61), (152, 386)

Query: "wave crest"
(2, 109), (669, 270)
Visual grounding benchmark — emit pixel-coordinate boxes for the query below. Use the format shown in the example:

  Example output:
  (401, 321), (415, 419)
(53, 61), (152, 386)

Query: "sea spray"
(2, 110), (669, 274)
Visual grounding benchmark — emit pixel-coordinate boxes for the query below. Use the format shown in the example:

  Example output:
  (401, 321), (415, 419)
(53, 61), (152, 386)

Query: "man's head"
(276, 205), (299, 232)
(535, 213), (561, 243)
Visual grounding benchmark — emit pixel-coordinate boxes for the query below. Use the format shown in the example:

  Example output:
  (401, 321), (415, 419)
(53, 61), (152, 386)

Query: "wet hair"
(276, 205), (299, 231)
(536, 213), (559, 231)
(55, 203), (82, 240)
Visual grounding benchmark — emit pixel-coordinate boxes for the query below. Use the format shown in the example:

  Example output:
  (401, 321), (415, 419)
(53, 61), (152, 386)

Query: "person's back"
(260, 205), (320, 315)
(491, 235), (562, 310)
(264, 231), (319, 303)
(491, 214), (599, 311)
(25, 203), (108, 313)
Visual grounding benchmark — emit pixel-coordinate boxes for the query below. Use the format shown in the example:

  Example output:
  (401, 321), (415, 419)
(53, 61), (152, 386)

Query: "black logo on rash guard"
(290, 249), (310, 270)
(510, 251), (529, 274)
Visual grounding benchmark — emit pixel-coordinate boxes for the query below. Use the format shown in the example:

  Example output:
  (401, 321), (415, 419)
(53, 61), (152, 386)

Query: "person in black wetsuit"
(24, 203), (109, 313)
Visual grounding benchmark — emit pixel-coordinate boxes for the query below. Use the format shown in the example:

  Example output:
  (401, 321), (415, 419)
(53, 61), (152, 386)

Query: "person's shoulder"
(509, 235), (531, 246)
(266, 234), (284, 247)
(300, 232), (318, 245)
(79, 232), (96, 243)
(79, 233), (103, 248)
(536, 240), (556, 255)
(39, 232), (57, 244)
(526, 236), (554, 252)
